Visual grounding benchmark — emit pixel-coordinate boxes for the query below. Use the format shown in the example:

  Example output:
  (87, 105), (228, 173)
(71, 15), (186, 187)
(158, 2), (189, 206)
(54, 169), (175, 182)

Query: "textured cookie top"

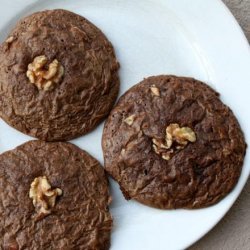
(102, 75), (246, 209)
(0, 141), (112, 250)
(0, 9), (119, 141)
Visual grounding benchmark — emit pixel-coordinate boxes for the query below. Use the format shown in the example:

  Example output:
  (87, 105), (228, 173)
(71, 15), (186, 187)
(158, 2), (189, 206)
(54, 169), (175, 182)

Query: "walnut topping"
(150, 85), (160, 96)
(121, 148), (126, 156)
(152, 123), (196, 160)
(124, 115), (135, 126)
(29, 176), (62, 220)
(152, 138), (168, 150)
(26, 55), (64, 91)
(6, 36), (14, 43)
(162, 151), (172, 161)
(166, 124), (196, 145)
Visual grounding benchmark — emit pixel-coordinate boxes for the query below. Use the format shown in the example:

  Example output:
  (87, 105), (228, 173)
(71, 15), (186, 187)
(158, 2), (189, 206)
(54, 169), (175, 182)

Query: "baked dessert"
(0, 141), (112, 249)
(0, 9), (119, 141)
(102, 75), (246, 209)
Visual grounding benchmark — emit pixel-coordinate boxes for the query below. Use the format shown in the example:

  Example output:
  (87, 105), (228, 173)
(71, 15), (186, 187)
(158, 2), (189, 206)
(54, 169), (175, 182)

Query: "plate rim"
(0, 0), (249, 249)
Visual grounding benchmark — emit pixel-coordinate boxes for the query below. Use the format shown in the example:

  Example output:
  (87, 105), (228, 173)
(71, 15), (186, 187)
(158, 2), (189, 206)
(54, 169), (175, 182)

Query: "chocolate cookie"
(0, 141), (112, 249)
(0, 9), (119, 141)
(102, 75), (246, 209)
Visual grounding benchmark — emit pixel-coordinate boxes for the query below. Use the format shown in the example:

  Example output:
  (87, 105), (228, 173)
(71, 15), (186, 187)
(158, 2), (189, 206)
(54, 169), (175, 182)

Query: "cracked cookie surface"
(0, 140), (112, 249)
(0, 9), (119, 141)
(102, 75), (246, 209)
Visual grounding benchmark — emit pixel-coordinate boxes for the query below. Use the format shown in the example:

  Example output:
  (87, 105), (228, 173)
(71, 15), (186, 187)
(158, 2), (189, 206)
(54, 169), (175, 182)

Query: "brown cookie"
(0, 141), (112, 250)
(0, 9), (119, 141)
(102, 75), (246, 209)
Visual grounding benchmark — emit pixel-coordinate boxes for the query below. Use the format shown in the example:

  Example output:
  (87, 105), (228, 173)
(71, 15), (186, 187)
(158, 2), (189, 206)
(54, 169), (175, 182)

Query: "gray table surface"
(190, 0), (250, 249)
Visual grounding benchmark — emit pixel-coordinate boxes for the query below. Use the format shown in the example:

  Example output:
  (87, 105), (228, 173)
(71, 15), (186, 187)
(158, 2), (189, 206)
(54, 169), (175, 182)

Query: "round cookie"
(0, 141), (112, 249)
(102, 75), (246, 209)
(0, 9), (119, 141)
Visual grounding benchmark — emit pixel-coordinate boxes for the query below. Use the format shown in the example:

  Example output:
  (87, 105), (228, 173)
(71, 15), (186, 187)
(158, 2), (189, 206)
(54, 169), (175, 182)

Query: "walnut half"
(152, 123), (196, 160)
(166, 123), (196, 147)
(26, 55), (64, 91)
(29, 176), (62, 220)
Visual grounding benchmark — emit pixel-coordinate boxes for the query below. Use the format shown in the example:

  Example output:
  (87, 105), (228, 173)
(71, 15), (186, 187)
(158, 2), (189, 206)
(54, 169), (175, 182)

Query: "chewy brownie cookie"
(102, 75), (246, 209)
(0, 9), (119, 141)
(0, 141), (112, 250)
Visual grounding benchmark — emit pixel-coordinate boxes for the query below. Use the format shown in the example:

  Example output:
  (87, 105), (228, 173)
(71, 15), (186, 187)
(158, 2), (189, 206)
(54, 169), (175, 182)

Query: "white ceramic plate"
(0, 0), (249, 249)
